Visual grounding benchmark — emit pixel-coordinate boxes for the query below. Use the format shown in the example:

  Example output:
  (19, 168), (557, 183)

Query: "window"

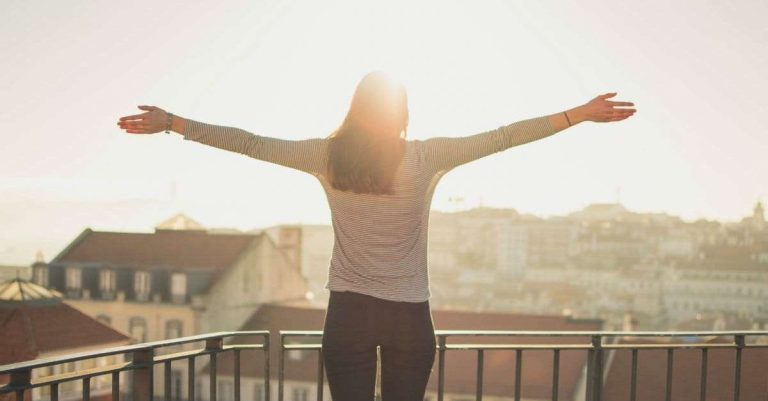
(129, 317), (148, 342)
(170, 273), (187, 303)
(33, 266), (48, 287)
(65, 267), (81, 289)
(218, 379), (234, 401)
(291, 386), (309, 401)
(100, 269), (116, 297)
(254, 383), (265, 401)
(166, 319), (183, 339)
(134, 271), (151, 301)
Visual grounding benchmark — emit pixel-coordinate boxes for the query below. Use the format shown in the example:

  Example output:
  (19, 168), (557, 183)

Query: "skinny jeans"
(321, 290), (437, 401)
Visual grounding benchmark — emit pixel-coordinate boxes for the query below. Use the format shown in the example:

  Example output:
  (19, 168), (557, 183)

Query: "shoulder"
(406, 138), (425, 152)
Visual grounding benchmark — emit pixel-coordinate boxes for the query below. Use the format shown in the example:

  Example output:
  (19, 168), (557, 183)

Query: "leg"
(380, 302), (437, 401)
(321, 291), (379, 401)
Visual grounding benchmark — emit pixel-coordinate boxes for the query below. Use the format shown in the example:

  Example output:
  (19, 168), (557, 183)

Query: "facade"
(31, 215), (311, 400)
(261, 224), (335, 307)
(256, 202), (768, 331)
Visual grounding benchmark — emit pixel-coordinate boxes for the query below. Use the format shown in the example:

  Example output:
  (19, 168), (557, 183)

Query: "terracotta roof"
(206, 304), (603, 400)
(603, 337), (768, 401)
(0, 280), (131, 365)
(51, 228), (260, 271)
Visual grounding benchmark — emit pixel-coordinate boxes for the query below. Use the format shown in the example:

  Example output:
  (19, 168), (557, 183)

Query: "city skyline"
(2, 0), (767, 263)
(0, 196), (763, 267)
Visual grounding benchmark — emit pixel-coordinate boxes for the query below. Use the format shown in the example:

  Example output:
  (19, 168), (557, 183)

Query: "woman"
(117, 71), (636, 401)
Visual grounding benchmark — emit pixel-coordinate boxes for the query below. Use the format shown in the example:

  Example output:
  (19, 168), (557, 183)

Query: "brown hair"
(326, 71), (409, 195)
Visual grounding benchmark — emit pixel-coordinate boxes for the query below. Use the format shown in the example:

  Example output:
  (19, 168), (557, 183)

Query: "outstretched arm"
(422, 93), (636, 174)
(118, 106), (327, 177)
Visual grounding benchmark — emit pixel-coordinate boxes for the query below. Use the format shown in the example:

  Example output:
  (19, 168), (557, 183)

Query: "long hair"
(326, 71), (409, 195)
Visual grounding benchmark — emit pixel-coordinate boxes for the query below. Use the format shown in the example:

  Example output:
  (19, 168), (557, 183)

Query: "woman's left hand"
(578, 93), (636, 123)
(117, 105), (170, 134)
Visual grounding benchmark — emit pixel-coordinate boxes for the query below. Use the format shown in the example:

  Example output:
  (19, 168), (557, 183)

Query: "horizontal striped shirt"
(182, 115), (558, 302)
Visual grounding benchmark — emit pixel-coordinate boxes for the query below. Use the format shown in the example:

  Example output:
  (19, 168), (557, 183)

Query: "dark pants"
(321, 290), (437, 401)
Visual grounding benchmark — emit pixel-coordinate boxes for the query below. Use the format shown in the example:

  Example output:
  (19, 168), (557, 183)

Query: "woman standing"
(118, 71), (635, 401)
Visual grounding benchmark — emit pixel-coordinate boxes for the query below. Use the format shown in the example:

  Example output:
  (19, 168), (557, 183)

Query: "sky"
(1, 0), (767, 265)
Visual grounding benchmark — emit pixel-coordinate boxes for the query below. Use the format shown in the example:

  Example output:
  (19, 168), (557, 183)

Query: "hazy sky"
(1, 0), (767, 264)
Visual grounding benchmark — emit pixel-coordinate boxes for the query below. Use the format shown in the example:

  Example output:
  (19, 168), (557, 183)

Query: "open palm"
(117, 105), (170, 134)
(581, 93), (636, 123)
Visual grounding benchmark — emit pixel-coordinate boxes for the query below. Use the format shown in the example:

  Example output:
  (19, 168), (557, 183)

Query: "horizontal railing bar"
(226, 344), (267, 350)
(279, 342), (758, 353)
(0, 331), (269, 374)
(279, 343), (764, 356)
(448, 344), (590, 350)
(283, 344), (322, 350)
(154, 348), (219, 364)
(2, 344), (269, 393)
(606, 343), (749, 350)
(281, 330), (768, 337)
(1, 362), (132, 394)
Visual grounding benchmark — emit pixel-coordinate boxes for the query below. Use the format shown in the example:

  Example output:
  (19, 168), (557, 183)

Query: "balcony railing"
(1, 330), (767, 401)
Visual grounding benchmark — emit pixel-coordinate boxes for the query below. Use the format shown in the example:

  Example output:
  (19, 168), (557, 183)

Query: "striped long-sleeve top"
(182, 115), (558, 302)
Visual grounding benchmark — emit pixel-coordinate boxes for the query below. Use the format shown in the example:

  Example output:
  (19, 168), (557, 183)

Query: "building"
(260, 224), (335, 307)
(0, 278), (132, 401)
(31, 215), (311, 400)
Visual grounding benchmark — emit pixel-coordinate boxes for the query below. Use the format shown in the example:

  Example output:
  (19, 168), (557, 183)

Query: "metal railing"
(3, 330), (767, 401)
(279, 330), (768, 401)
(0, 331), (269, 401)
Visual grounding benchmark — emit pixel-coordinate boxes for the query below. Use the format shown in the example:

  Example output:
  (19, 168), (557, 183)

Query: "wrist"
(170, 115), (186, 134)
(566, 106), (587, 125)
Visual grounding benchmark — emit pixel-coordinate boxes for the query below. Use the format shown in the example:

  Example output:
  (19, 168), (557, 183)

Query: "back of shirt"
(318, 139), (444, 302)
(181, 115), (557, 302)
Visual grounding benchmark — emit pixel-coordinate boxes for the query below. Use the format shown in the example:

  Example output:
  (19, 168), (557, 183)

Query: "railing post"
(591, 335), (603, 401)
(131, 349), (155, 401)
(476, 350), (484, 401)
(316, 348), (325, 401)
(206, 338), (223, 401)
(586, 340), (593, 401)
(734, 334), (745, 401)
(187, 357), (196, 401)
(9, 369), (30, 401)
(9, 369), (31, 389)
(278, 334), (285, 401)
(437, 335), (446, 401)
(264, 333), (271, 401)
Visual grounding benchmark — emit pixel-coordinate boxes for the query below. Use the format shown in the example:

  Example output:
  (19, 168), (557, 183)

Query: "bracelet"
(165, 112), (174, 134)
(564, 111), (572, 127)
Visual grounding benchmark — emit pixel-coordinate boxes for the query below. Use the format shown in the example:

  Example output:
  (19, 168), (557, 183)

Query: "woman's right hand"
(577, 93), (636, 123)
(117, 105), (171, 134)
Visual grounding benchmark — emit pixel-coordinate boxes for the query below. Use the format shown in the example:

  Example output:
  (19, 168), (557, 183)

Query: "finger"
(609, 109), (635, 115)
(606, 101), (634, 106)
(119, 121), (148, 128)
(600, 92), (617, 99)
(119, 112), (150, 121)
